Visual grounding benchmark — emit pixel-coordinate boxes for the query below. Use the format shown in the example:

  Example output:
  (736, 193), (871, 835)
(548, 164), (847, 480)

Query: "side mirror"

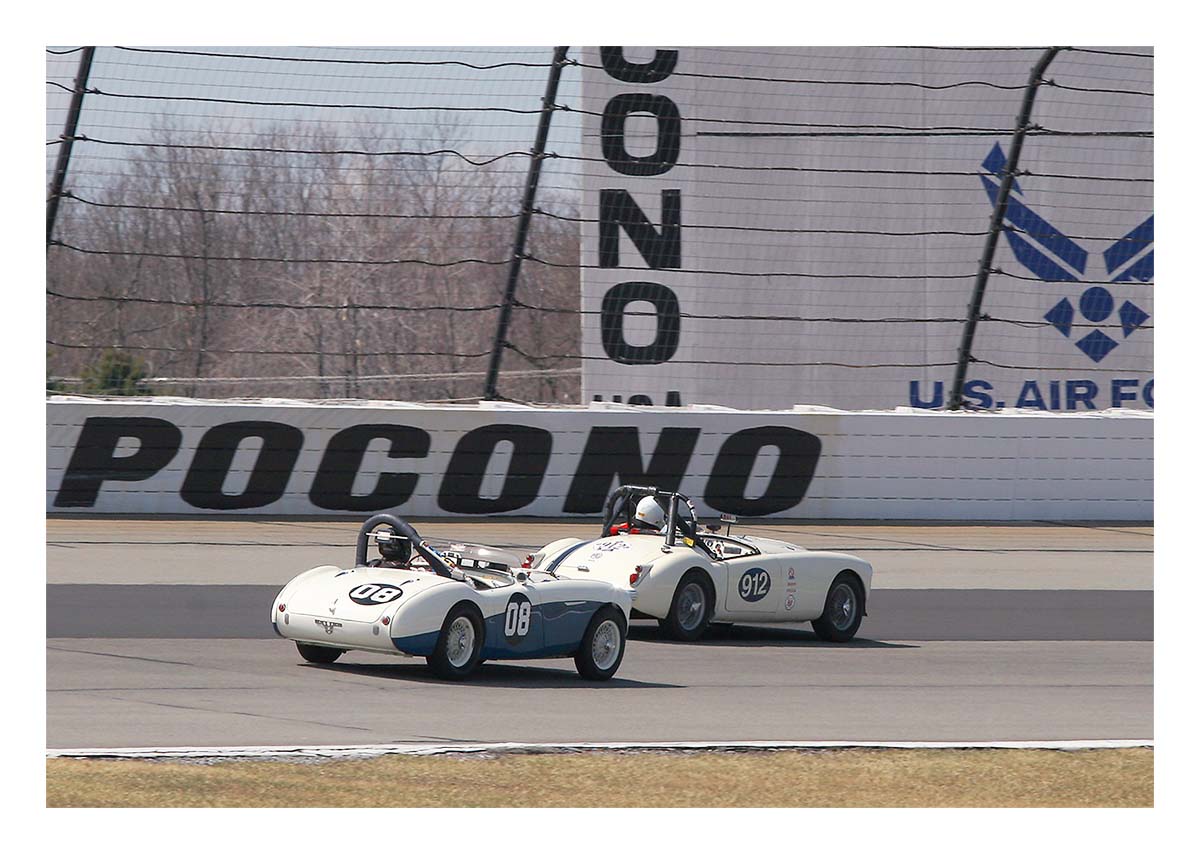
(515, 570), (529, 583)
(720, 513), (738, 535)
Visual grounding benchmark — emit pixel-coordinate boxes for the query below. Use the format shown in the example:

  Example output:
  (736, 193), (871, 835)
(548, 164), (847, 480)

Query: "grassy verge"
(47, 748), (1152, 808)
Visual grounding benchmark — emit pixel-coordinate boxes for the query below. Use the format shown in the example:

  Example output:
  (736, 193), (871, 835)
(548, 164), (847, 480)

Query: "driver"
(368, 528), (412, 568)
(610, 496), (666, 535)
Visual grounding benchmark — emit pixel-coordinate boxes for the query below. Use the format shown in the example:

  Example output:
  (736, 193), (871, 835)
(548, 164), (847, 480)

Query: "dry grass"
(46, 748), (1152, 808)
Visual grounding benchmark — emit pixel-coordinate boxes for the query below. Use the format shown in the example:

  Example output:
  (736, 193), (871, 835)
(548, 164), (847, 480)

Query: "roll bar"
(599, 485), (699, 546)
(354, 513), (455, 579)
(600, 484), (661, 537)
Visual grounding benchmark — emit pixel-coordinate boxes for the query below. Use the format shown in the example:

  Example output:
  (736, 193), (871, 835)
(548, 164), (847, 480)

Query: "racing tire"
(427, 603), (484, 681)
(295, 642), (344, 664)
(575, 606), (627, 681)
(659, 570), (714, 642)
(811, 571), (865, 643)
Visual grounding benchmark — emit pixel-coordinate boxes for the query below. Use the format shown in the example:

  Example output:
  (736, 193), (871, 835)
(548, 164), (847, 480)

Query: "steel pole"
(46, 46), (96, 247)
(483, 46), (570, 401)
(949, 46), (1063, 410)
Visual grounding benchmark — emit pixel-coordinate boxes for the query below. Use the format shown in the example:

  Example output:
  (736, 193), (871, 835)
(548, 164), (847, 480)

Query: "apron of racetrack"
(46, 519), (1152, 749)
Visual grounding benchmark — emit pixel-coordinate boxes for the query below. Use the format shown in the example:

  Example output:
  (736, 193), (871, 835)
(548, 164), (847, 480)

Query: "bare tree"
(46, 116), (582, 402)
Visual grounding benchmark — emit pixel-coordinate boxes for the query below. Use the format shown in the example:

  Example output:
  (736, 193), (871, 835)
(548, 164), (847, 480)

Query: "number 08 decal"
(348, 583), (404, 606)
(738, 568), (771, 602)
(503, 592), (533, 645)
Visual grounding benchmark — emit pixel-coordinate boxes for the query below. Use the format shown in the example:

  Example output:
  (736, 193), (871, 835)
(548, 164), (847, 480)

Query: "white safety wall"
(46, 398), (1152, 521)
(579, 47), (1153, 411)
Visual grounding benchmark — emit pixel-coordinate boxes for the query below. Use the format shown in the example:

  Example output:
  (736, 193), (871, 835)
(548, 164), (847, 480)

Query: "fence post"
(46, 46), (96, 248)
(949, 46), (1063, 410)
(482, 45), (570, 401)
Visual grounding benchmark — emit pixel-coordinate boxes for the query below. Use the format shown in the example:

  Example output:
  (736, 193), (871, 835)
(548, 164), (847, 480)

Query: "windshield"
(438, 542), (522, 574)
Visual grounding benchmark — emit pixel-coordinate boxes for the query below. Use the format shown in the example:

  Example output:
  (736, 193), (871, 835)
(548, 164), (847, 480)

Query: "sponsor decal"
(784, 593), (795, 611)
(314, 618), (343, 635)
(53, 417), (821, 516)
(738, 567), (771, 603)
(589, 540), (632, 559)
(909, 145), (1153, 411)
(978, 143), (1151, 365)
(348, 583), (404, 606)
(787, 567), (796, 581)
(589, 48), (685, 406)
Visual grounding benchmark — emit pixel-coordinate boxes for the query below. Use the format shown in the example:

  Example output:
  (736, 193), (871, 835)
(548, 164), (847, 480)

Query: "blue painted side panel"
(539, 599), (604, 655)
(480, 599), (606, 659)
(392, 600), (607, 660)
(481, 598), (544, 658)
(391, 630), (439, 657)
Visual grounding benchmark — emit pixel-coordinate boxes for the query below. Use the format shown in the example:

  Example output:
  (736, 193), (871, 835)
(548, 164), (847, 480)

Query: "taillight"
(629, 565), (649, 587)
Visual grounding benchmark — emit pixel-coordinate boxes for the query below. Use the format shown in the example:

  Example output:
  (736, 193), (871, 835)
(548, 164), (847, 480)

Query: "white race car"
(272, 514), (632, 680)
(525, 486), (873, 642)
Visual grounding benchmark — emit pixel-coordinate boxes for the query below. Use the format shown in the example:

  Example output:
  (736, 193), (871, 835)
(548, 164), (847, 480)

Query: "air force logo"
(980, 143), (1151, 363)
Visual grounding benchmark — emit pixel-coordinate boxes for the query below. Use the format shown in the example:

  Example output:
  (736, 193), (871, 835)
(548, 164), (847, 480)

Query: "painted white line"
(47, 739), (1153, 760)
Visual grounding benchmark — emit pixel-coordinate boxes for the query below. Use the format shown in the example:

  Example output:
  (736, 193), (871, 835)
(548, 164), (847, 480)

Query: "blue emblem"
(980, 143), (1151, 363)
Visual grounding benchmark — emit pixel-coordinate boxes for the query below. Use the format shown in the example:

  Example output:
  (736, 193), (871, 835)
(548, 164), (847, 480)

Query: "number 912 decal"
(738, 568), (771, 602)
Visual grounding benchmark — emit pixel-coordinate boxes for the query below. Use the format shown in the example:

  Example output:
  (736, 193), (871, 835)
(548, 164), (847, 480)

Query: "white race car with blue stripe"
(272, 514), (632, 680)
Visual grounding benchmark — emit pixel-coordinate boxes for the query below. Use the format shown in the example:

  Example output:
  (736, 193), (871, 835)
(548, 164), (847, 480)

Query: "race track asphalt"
(46, 520), (1153, 749)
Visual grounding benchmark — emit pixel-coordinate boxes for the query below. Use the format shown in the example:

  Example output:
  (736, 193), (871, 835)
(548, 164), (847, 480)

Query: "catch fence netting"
(45, 46), (1153, 411)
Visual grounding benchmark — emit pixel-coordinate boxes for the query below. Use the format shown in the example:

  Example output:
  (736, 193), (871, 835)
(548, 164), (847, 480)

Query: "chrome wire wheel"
(676, 582), (706, 632)
(590, 619), (621, 671)
(830, 582), (858, 631)
(446, 615), (476, 668)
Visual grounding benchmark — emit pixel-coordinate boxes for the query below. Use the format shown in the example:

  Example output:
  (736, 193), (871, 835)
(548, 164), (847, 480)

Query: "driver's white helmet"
(634, 496), (665, 530)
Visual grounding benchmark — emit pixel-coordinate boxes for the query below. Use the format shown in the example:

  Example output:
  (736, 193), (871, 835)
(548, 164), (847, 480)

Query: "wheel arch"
(636, 557), (718, 618)
(447, 597), (486, 629)
(684, 565), (717, 595)
(833, 567), (869, 615)
(590, 601), (628, 634)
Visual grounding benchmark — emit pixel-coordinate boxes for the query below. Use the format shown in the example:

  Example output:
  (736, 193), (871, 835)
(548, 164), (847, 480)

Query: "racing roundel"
(738, 568), (771, 603)
(502, 592), (533, 646)
(348, 582), (404, 606)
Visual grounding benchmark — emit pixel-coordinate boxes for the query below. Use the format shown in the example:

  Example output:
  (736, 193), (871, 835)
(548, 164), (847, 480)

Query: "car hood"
(548, 535), (669, 581)
(739, 535), (807, 554)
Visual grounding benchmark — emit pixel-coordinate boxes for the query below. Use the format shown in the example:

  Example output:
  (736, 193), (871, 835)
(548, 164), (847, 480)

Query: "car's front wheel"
(427, 603), (484, 680)
(575, 606), (627, 680)
(811, 571), (865, 642)
(295, 642), (344, 664)
(659, 571), (714, 641)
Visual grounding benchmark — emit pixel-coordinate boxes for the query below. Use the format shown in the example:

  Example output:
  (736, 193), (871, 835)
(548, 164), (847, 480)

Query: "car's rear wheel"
(295, 642), (344, 664)
(427, 603), (484, 680)
(659, 571), (714, 641)
(811, 571), (865, 642)
(575, 606), (627, 681)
